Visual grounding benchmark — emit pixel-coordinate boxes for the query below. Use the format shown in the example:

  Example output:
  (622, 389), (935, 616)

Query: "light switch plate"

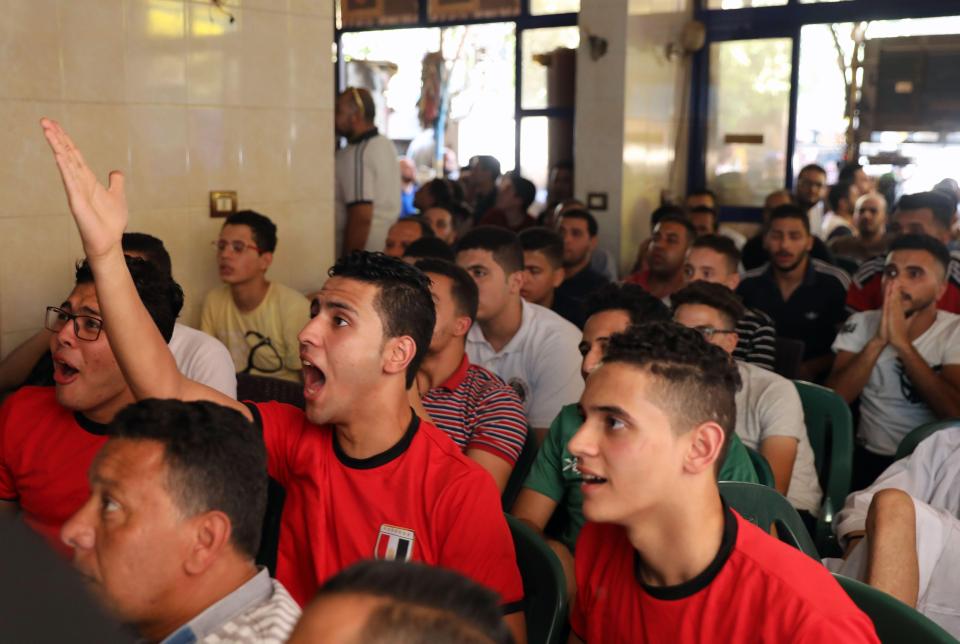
(209, 191), (238, 218)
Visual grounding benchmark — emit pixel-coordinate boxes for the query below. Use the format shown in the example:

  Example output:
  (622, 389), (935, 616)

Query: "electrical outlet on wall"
(209, 191), (237, 218)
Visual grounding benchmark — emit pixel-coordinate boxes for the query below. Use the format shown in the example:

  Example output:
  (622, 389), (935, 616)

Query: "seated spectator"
(422, 205), (457, 244)
(543, 160), (574, 220)
(413, 178), (455, 213)
(0, 257), (181, 554)
(288, 560), (512, 644)
(401, 236), (455, 263)
(412, 259), (528, 491)
(556, 209), (611, 323)
(839, 161), (873, 197)
(688, 205), (719, 238)
(625, 213), (695, 300)
(513, 284), (759, 597)
(456, 226), (583, 441)
(631, 204), (686, 274)
(686, 188), (746, 249)
(683, 234), (777, 371)
(201, 211), (310, 382)
(847, 191), (960, 314)
(797, 163), (828, 238)
(518, 227), (583, 327)
(826, 426), (960, 637)
(738, 204), (850, 381)
(61, 399), (300, 642)
(567, 322), (878, 643)
(830, 192), (890, 264)
(826, 235), (960, 488)
(399, 157), (417, 217)
(742, 189), (836, 270)
(821, 180), (860, 240)
(673, 281), (823, 522)
(468, 155), (501, 223)
(384, 216), (434, 257)
(543, 198), (618, 282)
(478, 172), (537, 233)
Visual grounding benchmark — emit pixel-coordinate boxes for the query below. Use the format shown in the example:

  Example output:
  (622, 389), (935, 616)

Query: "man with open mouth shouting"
(39, 118), (526, 643)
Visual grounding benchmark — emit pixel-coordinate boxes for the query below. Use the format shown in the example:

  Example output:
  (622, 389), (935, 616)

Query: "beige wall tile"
(289, 108), (331, 202)
(186, 106), (243, 202)
(288, 14), (328, 108)
(61, 0), (126, 103)
(186, 2), (243, 106)
(63, 103), (131, 187)
(0, 101), (68, 219)
(237, 8), (289, 107)
(237, 107), (291, 203)
(125, 0), (188, 104)
(126, 105), (190, 211)
(0, 0), (62, 100)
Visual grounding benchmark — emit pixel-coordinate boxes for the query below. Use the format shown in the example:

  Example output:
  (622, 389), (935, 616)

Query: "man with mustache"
(826, 235), (960, 488)
(737, 204), (850, 381)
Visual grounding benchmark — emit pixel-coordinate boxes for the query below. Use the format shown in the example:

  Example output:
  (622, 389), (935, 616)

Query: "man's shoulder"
(810, 258), (851, 290)
(415, 419), (500, 485)
(464, 364), (521, 400)
(208, 579), (301, 644)
(739, 264), (769, 285)
(522, 301), (581, 341)
(268, 282), (308, 306)
(1, 386), (62, 424)
(741, 307), (775, 327)
(203, 284), (233, 306)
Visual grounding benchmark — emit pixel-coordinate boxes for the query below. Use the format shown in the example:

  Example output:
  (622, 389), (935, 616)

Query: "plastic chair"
(719, 482), (819, 559)
(794, 380), (854, 556)
(773, 336), (805, 380)
(895, 418), (960, 460)
(746, 446), (776, 488)
(505, 514), (569, 644)
(502, 428), (538, 511)
(237, 373), (305, 409)
(832, 574), (957, 643)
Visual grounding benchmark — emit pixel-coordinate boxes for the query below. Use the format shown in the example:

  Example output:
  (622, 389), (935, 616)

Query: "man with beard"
(554, 210), (610, 327)
(625, 213), (696, 300)
(738, 204), (850, 381)
(826, 235), (960, 488)
(830, 192), (890, 264)
(796, 163), (828, 239)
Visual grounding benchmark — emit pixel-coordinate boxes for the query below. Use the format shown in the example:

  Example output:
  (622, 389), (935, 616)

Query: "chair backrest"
(895, 418), (960, 460)
(832, 574), (957, 643)
(773, 336), (806, 379)
(502, 429), (538, 512)
(237, 373), (305, 409)
(718, 482), (819, 559)
(746, 446), (776, 488)
(505, 514), (568, 644)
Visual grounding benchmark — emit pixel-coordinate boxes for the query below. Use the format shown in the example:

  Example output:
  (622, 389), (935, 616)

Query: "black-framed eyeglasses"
(44, 306), (104, 341)
(213, 239), (261, 254)
(692, 325), (736, 341)
(243, 331), (283, 374)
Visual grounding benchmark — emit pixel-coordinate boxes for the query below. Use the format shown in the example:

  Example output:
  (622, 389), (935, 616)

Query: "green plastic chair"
(505, 514), (569, 644)
(794, 380), (854, 556)
(895, 418), (960, 460)
(746, 446), (776, 488)
(833, 574), (957, 643)
(718, 482), (819, 559)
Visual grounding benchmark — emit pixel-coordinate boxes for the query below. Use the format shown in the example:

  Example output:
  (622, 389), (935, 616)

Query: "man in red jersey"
(40, 119), (526, 642)
(567, 320), (879, 643)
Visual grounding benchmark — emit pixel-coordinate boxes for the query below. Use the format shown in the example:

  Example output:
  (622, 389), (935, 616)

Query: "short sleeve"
(942, 318), (960, 365)
(832, 312), (872, 355)
(175, 329), (237, 398)
(735, 309), (777, 371)
(0, 397), (17, 501)
(249, 402), (305, 487)
(343, 143), (375, 205)
(755, 376), (806, 442)
(468, 385), (527, 465)
(522, 407), (572, 501)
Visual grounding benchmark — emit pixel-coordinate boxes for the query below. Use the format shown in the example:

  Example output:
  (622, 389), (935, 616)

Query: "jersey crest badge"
(375, 524), (415, 561)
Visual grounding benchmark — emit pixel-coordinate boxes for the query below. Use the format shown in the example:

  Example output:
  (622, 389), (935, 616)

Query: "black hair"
(223, 210), (277, 254)
(655, 212), (697, 242)
(688, 205), (718, 231)
(403, 237), (455, 262)
(888, 234), (952, 276)
(416, 179), (455, 209)
(415, 258), (479, 322)
(518, 227), (563, 269)
(895, 191), (956, 230)
(107, 399), (267, 559)
(838, 162), (864, 184)
(690, 234), (740, 273)
(456, 226), (524, 275)
(75, 256), (182, 342)
(471, 155), (501, 179)
(798, 163), (826, 178)
(650, 204), (685, 227)
(559, 208), (599, 237)
(357, 602), (496, 644)
(687, 188), (718, 205)
(604, 321), (741, 465)
(767, 203), (811, 233)
(122, 232), (172, 276)
(672, 281), (746, 328)
(585, 282), (671, 326)
(317, 560), (511, 644)
(342, 86), (376, 122)
(328, 252), (435, 388)
(506, 173), (537, 212)
(828, 181), (855, 213)
(394, 216), (436, 239)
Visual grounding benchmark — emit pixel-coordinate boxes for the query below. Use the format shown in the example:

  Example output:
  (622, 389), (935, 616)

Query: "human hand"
(40, 118), (127, 260)
(885, 280), (910, 351)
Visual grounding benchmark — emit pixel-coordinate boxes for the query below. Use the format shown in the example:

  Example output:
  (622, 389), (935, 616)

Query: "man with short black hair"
(201, 210), (310, 382)
(830, 192), (890, 263)
(62, 399), (300, 643)
(796, 163), (828, 238)
(555, 209), (610, 325)
(422, 205), (457, 244)
(384, 216), (435, 258)
(839, 161), (872, 197)
(822, 181), (860, 240)
(479, 172), (537, 233)
(402, 236), (455, 263)
(517, 227), (581, 326)
(742, 189), (837, 270)
(567, 322), (878, 643)
(456, 226), (583, 441)
(688, 205), (718, 237)
(626, 213), (696, 299)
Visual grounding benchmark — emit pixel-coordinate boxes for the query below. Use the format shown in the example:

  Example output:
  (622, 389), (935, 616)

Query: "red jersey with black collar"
(251, 402), (524, 610)
(0, 387), (109, 555)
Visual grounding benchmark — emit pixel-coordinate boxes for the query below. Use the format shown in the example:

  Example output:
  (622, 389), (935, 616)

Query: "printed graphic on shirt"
(375, 524), (415, 561)
(508, 378), (529, 403)
(896, 360), (941, 404)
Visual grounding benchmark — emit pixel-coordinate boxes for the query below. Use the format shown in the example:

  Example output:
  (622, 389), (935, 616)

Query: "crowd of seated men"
(4, 117), (960, 643)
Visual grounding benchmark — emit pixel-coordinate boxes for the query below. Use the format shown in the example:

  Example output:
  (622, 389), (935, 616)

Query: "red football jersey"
(571, 507), (879, 643)
(251, 402), (524, 609)
(0, 387), (109, 555)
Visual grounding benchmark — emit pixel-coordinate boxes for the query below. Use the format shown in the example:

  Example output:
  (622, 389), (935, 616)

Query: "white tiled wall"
(0, 0), (334, 355)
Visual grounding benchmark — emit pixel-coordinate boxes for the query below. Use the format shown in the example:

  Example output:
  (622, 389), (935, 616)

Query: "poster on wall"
(427, 0), (519, 21)
(341, 0), (419, 28)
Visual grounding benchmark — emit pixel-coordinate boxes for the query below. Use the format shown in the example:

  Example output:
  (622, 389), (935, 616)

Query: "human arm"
(464, 383), (527, 492)
(465, 449), (512, 492)
(342, 202), (374, 255)
(760, 436), (798, 497)
(0, 330), (52, 392)
(825, 311), (882, 402)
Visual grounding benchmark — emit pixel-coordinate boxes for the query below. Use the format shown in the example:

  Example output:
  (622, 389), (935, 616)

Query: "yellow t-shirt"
(200, 282), (309, 382)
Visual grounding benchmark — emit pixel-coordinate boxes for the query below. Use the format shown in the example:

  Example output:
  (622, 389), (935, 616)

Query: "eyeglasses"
(44, 306), (104, 341)
(692, 325), (736, 341)
(213, 239), (261, 254)
(243, 331), (283, 374)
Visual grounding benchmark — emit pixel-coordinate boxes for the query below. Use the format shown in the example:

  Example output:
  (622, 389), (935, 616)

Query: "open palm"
(40, 118), (127, 259)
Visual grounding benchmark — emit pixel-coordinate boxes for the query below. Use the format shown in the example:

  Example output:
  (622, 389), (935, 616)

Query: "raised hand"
(886, 280), (910, 351)
(40, 118), (127, 260)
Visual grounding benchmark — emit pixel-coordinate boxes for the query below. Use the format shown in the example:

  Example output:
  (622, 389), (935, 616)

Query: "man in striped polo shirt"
(412, 258), (528, 491)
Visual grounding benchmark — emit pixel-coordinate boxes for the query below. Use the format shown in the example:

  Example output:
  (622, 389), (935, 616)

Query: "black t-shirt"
(554, 266), (611, 328)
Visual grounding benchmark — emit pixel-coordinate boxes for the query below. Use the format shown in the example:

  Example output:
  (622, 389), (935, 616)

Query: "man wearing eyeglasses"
(201, 211), (310, 383)
(0, 257), (182, 554)
(335, 86), (401, 256)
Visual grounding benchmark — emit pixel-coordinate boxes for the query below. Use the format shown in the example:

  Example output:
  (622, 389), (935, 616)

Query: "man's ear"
(259, 251), (274, 272)
(682, 422), (726, 476)
(383, 335), (417, 378)
(551, 268), (565, 288)
(507, 270), (525, 295)
(184, 511), (233, 576)
(453, 314), (473, 338)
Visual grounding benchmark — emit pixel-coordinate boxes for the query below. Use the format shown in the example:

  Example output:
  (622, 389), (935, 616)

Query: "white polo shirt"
(466, 299), (584, 429)
(169, 322), (237, 398)
(335, 128), (401, 254)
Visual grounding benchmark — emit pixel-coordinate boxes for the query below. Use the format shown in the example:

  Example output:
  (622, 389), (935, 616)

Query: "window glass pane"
(520, 116), (573, 206)
(521, 27), (580, 109)
(798, 0), (849, 4)
(706, 38), (792, 206)
(530, 0), (579, 15)
(705, 0), (785, 8)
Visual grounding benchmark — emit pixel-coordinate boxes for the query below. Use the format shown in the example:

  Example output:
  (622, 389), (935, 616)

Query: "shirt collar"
(159, 568), (271, 644)
(467, 299), (531, 357)
(437, 354), (471, 391)
(347, 127), (379, 145)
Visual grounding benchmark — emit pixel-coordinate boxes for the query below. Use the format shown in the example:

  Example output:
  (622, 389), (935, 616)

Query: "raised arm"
(40, 119), (249, 419)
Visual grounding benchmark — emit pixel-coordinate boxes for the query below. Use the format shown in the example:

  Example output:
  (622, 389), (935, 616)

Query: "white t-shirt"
(335, 129), (401, 254)
(466, 299), (584, 428)
(807, 201), (825, 240)
(734, 361), (822, 514)
(170, 323), (237, 398)
(832, 310), (960, 455)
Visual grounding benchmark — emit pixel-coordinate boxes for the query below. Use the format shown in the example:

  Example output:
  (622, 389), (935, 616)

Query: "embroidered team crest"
(375, 524), (415, 561)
